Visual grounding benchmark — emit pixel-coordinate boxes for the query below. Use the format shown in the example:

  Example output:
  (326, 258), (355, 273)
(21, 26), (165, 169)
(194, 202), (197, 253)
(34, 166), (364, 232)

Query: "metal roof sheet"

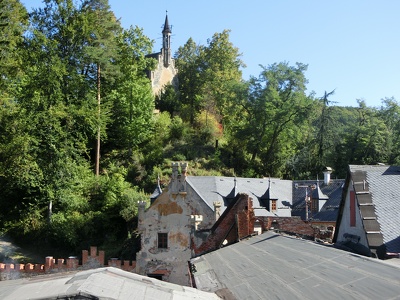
(191, 231), (400, 299)
(0, 267), (220, 300)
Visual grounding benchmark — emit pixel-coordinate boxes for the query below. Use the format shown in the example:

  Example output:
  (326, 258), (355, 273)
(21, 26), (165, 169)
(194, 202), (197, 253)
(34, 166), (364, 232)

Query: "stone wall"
(136, 163), (203, 286)
(149, 53), (178, 95)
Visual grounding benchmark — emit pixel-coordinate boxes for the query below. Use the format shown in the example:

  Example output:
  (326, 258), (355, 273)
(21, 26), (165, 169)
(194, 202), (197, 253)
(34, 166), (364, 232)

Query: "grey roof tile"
(186, 176), (292, 216)
(292, 180), (344, 221)
(350, 165), (400, 253)
(191, 231), (400, 299)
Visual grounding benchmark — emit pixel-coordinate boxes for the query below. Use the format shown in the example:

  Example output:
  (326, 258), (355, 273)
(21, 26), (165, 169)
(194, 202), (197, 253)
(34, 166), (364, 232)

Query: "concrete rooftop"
(191, 231), (400, 299)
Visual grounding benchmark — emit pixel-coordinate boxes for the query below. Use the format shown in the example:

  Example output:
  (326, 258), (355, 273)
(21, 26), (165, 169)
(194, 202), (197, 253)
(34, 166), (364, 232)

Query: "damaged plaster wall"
(136, 163), (215, 286)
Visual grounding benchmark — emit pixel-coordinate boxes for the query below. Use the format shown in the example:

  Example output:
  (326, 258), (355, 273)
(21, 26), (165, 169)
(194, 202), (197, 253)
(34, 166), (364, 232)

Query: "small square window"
(158, 233), (168, 249)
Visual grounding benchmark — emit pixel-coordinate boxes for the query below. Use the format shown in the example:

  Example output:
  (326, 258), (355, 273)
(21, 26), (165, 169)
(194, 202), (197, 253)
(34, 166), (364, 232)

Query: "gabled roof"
(292, 179), (344, 221)
(347, 165), (400, 253)
(224, 177), (238, 203)
(312, 182), (330, 200)
(0, 267), (220, 300)
(312, 181), (344, 221)
(191, 231), (400, 299)
(186, 176), (292, 216)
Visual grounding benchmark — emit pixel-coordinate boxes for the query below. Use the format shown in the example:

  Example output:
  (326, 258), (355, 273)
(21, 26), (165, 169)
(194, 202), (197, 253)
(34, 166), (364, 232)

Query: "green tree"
(106, 26), (155, 156)
(201, 30), (244, 122)
(231, 62), (313, 177)
(175, 31), (244, 129)
(0, 0), (30, 224)
(315, 90), (336, 166)
(0, 0), (121, 244)
(341, 100), (390, 166)
(378, 97), (400, 164)
(0, 0), (28, 96)
(81, 0), (121, 175)
(175, 37), (203, 124)
(156, 84), (179, 116)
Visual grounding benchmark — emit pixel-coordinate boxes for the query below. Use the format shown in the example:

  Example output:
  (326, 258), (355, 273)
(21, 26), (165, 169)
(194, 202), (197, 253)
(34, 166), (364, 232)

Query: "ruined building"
(136, 162), (293, 286)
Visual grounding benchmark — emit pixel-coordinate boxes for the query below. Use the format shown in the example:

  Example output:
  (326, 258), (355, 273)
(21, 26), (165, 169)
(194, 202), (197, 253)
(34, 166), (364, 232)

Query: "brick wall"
(265, 216), (316, 239)
(193, 193), (255, 256)
(0, 246), (136, 281)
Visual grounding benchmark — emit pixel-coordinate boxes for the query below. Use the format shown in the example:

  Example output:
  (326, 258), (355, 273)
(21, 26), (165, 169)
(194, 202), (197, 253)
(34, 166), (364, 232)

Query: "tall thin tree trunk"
(95, 63), (101, 176)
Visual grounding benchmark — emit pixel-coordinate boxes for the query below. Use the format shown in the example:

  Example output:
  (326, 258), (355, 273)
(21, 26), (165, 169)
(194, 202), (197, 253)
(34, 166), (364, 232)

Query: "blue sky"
(22, 0), (400, 107)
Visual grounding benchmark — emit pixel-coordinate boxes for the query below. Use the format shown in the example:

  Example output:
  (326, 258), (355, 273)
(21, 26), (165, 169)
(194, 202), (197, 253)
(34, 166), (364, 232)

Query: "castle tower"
(162, 13), (172, 67)
(146, 12), (178, 95)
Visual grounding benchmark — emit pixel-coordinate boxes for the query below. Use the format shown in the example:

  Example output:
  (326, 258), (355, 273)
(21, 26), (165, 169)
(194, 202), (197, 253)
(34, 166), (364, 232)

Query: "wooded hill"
(1, 0), (399, 259)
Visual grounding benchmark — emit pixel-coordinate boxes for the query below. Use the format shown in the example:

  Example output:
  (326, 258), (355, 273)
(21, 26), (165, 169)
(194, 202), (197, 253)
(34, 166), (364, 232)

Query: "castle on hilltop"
(146, 13), (178, 95)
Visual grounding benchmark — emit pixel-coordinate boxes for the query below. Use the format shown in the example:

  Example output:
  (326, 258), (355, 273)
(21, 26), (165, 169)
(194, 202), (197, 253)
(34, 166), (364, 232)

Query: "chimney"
(180, 162), (188, 180)
(179, 162), (188, 192)
(171, 162), (179, 193)
(214, 201), (222, 221)
(323, 167), (333, 185)
(137, 201), (147, 230)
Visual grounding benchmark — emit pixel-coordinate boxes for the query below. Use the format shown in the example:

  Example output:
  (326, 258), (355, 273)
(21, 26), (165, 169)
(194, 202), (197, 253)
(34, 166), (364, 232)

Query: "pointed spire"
(163, 11), (171, 34)
(161, 11), (172, 67)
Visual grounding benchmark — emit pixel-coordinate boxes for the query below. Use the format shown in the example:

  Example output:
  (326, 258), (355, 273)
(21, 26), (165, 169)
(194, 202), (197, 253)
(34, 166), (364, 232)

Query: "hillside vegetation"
(1, 0), (399, 259)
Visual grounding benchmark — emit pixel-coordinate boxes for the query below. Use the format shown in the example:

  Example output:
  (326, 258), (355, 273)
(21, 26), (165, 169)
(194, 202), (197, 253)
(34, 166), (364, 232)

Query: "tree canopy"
(1, 1), (399, 257)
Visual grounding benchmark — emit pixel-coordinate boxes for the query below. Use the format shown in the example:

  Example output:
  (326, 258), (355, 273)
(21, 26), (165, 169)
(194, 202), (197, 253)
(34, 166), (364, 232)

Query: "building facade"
(136, 162), (293, 286)
(334, 165), (400, 259)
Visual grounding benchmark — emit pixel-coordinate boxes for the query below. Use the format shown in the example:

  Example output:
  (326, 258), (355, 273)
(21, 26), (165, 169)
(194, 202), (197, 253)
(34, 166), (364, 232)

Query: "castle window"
(158, 233), (168, 249)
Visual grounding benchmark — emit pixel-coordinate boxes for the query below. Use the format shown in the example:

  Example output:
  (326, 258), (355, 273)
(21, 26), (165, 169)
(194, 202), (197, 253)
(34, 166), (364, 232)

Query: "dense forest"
(1, 0), (399, 259)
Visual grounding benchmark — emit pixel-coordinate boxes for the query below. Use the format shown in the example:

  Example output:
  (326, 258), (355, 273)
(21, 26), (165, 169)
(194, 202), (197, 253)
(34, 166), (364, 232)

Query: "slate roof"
(292, 179), (344, 221)
(162, 14), (171, 34)
(0, 267), (220, 300)
(191, 231), (400, 299)
(186, 176), (293, 216)
(150, 177), (162, 202)
(349, 165), (400, 253)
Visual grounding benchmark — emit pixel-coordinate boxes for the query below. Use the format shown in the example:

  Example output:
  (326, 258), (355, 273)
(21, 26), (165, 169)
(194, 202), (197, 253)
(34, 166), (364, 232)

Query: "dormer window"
(271, 200), (277, 212)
